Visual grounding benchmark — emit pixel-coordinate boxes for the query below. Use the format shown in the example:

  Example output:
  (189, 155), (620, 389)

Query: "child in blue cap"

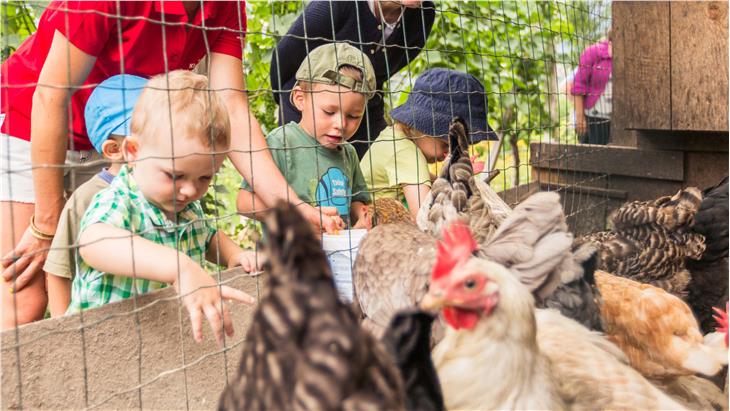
(44, 74), (148, 316)
(360, 68), (497, 220)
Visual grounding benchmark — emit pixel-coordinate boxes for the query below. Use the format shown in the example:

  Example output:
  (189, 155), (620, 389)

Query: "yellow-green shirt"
(360, 125), (431, 204)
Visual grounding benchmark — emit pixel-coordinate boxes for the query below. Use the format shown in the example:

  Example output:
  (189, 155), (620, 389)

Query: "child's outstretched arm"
(78, 223), (255, 345)
(403, 184), (432, 220)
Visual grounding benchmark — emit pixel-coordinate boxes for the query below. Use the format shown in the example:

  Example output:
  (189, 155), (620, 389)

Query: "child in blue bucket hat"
(44, 74), (147, 316)
(360, 68), (497, 219)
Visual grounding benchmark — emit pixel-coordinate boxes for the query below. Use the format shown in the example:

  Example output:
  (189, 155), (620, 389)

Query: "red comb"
(712, 302), (729, 348)
(432, 222), (478, 280)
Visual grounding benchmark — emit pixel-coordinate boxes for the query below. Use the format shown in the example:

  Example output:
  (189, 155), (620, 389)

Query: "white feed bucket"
(321, 229), (368, 302)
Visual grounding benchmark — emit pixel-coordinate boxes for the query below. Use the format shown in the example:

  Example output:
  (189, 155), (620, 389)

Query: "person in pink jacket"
(571, 29), (612, 145)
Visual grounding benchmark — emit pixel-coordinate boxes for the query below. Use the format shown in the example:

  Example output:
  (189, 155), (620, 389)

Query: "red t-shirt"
(1, 1), (246, 150)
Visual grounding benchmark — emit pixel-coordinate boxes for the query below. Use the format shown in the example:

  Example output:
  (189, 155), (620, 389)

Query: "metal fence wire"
(1, 1), (611, 409)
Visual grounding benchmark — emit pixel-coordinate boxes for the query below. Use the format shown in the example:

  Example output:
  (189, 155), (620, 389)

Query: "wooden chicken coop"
(521, 1), (729, 235)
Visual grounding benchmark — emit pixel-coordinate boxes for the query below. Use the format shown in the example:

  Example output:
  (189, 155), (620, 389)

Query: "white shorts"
(0, 135), (106, 203)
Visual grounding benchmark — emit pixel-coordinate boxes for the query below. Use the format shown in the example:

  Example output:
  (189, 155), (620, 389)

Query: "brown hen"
(364, 197), (414, 228)
(595, 270), (726, 378)
(595, 270), (728, 410)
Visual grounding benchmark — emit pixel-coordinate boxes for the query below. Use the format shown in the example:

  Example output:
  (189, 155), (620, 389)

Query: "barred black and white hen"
(578, 187), (706, 298)
(218, 202), (405, 411)
(687, 176), (729, 333)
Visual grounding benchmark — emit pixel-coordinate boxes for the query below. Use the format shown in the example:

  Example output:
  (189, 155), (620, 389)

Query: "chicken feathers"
(594, 270), (727, 379)
(425, 223), (683, 410)
(218, 202), (405, 411)
(417, 117), (510, 244)
(579, 187), (706, 298)
(353, 223), (437, 339)
(481, 191), (603, 330)
(381, 310), (445, 411)
(687, 176), (729, 333)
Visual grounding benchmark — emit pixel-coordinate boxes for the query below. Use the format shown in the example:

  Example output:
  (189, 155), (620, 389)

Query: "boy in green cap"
(238, 43), (374, 230)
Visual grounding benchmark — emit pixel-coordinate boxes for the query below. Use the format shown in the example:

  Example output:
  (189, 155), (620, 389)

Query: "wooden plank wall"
(614, 2), (671, 131)
(670, 2), (729, 131)
(613, 2), (729, 133)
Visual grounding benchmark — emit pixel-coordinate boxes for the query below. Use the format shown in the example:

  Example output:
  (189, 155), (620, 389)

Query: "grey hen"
(480, 192), (603, 331)
(219, 201), (405, 411)
(579, 187), (706, 298)
(354, 222), (438, 340)
(416, 117), (510, 244)
(687, 176), (729, 333)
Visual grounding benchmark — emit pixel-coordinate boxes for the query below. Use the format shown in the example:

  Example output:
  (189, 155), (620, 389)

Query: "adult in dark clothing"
(271, 0), (435, 159)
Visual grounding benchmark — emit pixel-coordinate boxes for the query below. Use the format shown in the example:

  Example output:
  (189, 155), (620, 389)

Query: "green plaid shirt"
(68, 165), (216, 312)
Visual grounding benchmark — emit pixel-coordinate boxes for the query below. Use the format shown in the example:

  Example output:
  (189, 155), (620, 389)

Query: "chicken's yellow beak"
(420, 292), (446, 311)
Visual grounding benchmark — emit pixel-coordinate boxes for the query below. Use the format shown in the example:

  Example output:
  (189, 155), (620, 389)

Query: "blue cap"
(85, 74), (148, 153)
(390, 68), (498, 143)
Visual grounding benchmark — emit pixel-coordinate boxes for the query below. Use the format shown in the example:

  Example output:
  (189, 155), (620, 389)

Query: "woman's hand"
(1, 228), (51, 293)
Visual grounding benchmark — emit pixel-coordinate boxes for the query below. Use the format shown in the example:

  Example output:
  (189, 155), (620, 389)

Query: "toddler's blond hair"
(131, 70), (230, 150)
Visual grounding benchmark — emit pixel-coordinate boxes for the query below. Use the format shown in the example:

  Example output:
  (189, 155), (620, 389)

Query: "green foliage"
(0, 1), (39, 61)
(243, 1), (304, 134)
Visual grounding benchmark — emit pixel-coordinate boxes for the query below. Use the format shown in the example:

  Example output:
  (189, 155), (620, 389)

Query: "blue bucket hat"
(85, 74), (148, 153)
(390, 68), (498, 142)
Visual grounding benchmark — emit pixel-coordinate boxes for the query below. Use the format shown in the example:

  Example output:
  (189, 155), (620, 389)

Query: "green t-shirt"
(241, 122), (371, 223)
(359, 125), (431, 204)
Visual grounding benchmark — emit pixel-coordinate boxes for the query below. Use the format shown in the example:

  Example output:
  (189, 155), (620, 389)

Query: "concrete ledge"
(1, 268), (262, 410)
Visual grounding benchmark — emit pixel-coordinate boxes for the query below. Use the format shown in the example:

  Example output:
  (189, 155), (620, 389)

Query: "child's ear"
(122, 136), (139, 164)
(101, 139), (123, 161)
(291, 85), (305, 112)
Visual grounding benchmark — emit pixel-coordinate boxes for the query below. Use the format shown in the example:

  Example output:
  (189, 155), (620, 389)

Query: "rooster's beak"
(420, 292), (446, 311)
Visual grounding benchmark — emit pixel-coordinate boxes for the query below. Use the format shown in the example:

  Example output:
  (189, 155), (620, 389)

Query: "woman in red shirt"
(0, 1), (330, 329)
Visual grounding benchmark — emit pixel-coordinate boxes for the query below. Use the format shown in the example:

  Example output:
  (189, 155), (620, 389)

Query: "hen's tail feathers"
(656, 375), (729, 411)
(447, 117), (470, 167)
(541, 244), (604, 331)
(611, 187), (702, 232)
(693, 176), (729, 262)
(418, 118), (474, 236)
(577, 244), (599, 287)
(382, 310), (445, 411)
(444, 118), (473, 206)
(263, 201), (332, 282)
(481, 191), (567, 300)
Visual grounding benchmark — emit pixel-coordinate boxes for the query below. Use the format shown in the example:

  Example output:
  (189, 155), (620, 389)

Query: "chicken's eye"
(464, 279), (477, 290)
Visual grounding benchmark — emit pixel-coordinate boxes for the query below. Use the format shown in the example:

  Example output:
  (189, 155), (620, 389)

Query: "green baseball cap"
(294, 42), (376, 100)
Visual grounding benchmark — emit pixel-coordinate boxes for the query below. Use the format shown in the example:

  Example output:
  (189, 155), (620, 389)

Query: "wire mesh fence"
(1, 1), (611, 408)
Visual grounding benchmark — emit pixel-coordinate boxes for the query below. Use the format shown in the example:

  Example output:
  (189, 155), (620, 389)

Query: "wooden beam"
(529, 142), (684, 181)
